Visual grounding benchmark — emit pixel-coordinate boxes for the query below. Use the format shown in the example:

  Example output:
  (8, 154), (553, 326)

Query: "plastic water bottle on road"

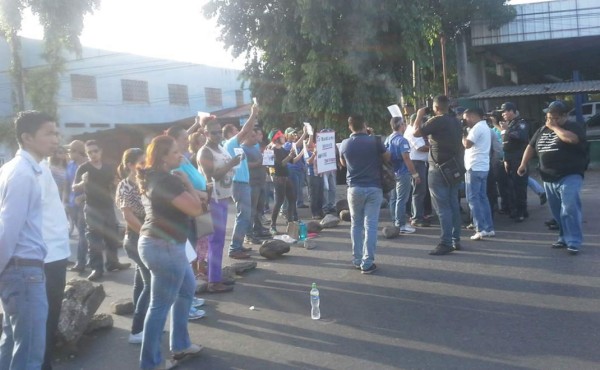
(298, 221), (307, 241)
(310, 283), (320, 320)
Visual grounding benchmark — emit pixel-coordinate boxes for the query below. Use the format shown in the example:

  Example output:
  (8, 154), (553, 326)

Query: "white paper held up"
(387, 104), (403, 118)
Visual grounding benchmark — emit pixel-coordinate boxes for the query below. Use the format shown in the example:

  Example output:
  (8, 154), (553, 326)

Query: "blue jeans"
(138, 237), (196, 370)
(544, 175), (583, 249)
(465, 170), (494, 233)
(0, 265), (48, 370)
(389, 173), (412, 227)
(289, 167), (306, 206)
(428, 167), (462, 246)
(348, 186), (383, 270)
(322, 171), (337, 214)
(124, 234), (151, 335)
(230, 182), (252, 254)
(411, 161), (428, 221)
(528, 177), (544, 195)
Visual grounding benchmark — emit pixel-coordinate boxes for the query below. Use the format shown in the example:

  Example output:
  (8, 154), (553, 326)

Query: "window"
(582, 104), (593, 115)
(70, 74), (97, 100)
(121, 79), (149, 103)
(64, 123), (86, 128)
(235, 90), (244, 106)
(168, 84), (189, 105)
(205, 87), (222, 107)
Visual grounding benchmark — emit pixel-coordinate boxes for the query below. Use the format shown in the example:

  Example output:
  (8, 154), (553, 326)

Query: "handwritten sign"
(262, 149), (274, 166)
(316, 131), (337, 174)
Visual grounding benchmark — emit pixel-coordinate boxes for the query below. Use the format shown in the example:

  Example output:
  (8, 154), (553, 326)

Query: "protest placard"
(387, 104), (403, 118)
(262, 149), (274, 166)
(316, 131), (337, 174)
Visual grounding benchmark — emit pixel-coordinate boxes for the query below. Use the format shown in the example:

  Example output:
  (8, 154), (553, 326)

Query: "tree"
(205, 0), (514, 133)
(0, 0), (99, 117)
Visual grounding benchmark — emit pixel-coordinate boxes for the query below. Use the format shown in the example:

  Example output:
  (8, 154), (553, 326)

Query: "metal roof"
(469, 80), (600, 100)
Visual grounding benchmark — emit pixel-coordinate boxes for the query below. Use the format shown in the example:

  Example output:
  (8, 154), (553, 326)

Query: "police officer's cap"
(500, 102), (517, 112)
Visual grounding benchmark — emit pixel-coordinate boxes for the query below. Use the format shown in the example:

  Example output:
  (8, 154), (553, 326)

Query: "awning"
(470, 80), (600, 100)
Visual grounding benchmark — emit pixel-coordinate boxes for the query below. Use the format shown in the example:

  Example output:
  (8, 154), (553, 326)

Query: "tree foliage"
(0, 0), (99, 117)
(205, 0), (514, 133)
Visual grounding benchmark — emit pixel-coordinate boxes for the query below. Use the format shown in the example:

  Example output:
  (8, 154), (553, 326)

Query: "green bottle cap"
(312, 283), (317, 289)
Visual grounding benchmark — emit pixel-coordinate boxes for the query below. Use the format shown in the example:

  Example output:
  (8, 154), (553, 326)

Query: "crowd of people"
(0, 95), (588, 369)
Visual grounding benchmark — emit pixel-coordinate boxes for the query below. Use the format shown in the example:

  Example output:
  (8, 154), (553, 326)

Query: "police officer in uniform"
(500, 102), (529, 222)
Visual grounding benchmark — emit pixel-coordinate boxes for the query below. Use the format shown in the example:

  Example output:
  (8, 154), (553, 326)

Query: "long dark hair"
(137, 135), (176, 194)
(117, 148), (144, 180)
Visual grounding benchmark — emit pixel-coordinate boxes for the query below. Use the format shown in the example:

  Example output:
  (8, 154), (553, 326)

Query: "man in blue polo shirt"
(223, 104), (259, 259)
(340, 115), (390, 274)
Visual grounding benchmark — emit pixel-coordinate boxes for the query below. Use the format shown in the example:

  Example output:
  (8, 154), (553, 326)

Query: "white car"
(568, 102), (600, 123)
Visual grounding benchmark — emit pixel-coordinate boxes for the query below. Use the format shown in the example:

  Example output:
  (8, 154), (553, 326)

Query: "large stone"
(302, 239), (317, 250)
(382, 226), (400, 239)
(110, 298), (134, 315)
(335, 199), (349, 213)
(85, 313), (114, 334)
(221, 266), (237, 284)
(306, 221), (323, 234)
(57, 279), (106, 345)
(195, 281), (208, 294)
(339, 210), (351, 222)
(229, 261), (258, 275)
(320, 214), (341, 228)
(259, 239), (290, 259)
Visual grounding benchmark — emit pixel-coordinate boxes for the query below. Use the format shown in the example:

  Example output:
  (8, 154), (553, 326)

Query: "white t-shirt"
(464, 120), (491, 171)
(404, 125), (429, 161)
(39, 160), (70, 263)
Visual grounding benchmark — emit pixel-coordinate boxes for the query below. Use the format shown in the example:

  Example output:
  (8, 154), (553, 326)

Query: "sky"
(19, 0), (555, 69)
(20, 0), (245, 69)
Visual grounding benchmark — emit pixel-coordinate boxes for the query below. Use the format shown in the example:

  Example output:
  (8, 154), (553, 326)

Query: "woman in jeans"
(137, 135), (206, 370)
(267, 130), (302, 235)
(116, 148), (149, 344)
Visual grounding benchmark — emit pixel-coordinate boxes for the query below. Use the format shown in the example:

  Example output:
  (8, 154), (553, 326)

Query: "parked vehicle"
(568, 102), (600, 123)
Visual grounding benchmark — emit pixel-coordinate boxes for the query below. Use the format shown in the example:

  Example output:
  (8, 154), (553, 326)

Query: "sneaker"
(128, 331), (143, 344)
(172, 344), (204, 361)
(482, 230), (495, 237)
(244, 236), (261, 245)
(470, 232), (485, 240)
(465, 223), (475, 230)
(228, 250), (251, 259)
(399, 224), (416, 234)
(188, 307), (206, 320)
(552, 241), (567, 249)
(429, 243), (454, 256)
(567, 246), (579, 255)
(361, 264), (378, 274)
(352, 263), (361, 270)
(411, 219), (430, 227)
(192, 297), (205, 307)
(539, 193), (547, 205)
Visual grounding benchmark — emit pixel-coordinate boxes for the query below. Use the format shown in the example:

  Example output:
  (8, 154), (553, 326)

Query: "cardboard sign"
(316, 131), (337, 174)
(262, 149), (274, 166)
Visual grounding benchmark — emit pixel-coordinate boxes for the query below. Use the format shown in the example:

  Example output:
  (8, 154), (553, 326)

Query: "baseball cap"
(500, 102), (517, 112)
(268, 130), (284, 143)
(543, 100), (569, 114)
(284, 127), (298, 135)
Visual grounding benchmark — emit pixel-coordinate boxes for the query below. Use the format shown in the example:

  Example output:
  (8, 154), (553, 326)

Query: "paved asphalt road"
(47, 170), (600, 370)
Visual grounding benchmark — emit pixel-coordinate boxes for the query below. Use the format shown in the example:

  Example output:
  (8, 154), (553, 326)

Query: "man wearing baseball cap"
(500, 102), (530, 222)
(517, 101), (588, 255)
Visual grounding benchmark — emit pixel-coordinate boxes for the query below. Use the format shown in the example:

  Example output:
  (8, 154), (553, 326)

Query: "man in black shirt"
(414, 95), (463, 255)
(73, 140), (129, 281)
(500, 102), (530, 222)
(518, 101), (587, 255)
